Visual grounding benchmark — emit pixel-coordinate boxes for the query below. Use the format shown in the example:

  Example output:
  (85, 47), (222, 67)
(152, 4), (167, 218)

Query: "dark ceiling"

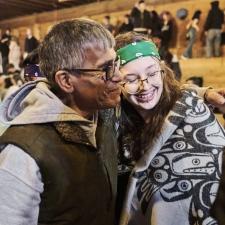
(0, 0), (104, 21)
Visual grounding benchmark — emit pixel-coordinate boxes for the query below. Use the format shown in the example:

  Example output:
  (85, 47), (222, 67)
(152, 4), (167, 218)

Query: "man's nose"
(111, 67), (122, 83)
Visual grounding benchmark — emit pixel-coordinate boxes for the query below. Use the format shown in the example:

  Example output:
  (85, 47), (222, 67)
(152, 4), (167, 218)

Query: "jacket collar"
(54, 113), (98, 148)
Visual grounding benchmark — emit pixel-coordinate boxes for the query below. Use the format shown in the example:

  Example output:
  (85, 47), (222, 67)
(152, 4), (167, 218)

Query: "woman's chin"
(132, 95), (160, 110)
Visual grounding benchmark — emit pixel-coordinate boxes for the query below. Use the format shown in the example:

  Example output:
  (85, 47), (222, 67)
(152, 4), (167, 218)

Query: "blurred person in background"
(118, 14), (134, 34)
(131, 0), (151, 35)
(204, 0), (224, 57)
(8, 36), (21, 71)
(102, 15), (115, 34)
(0, 28), (11, 74)
(221, 8), (225, 46)
(151, 33), (182, 81)
(149, 10), (161, 37)
(160, 11), (174, 56)
(24, 28), (39, 59)
(182, 10), (202, 59)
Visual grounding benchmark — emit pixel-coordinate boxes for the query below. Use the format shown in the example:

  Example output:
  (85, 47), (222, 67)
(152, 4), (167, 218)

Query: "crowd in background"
(101, 0), (225, 61)
(0, 0), (224, 102)
(0, 27), (39, 101)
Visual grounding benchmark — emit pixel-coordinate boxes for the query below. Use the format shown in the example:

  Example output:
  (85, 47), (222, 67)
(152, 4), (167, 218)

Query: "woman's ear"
(54, 70), (75, 93)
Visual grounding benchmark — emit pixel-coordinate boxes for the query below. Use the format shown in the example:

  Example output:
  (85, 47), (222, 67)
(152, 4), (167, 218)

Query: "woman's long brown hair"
(115, 32), (182, 160)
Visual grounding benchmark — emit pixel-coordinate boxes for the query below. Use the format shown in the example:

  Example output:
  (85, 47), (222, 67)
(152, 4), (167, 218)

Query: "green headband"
(116, 41), (160, 66)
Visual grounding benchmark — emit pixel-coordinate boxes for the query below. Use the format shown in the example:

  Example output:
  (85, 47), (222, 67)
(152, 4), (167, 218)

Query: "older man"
(0, 19), (121, 225)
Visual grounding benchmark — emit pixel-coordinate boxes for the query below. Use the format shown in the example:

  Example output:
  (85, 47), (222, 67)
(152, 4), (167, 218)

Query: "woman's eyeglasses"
(120, 70), (164, 94)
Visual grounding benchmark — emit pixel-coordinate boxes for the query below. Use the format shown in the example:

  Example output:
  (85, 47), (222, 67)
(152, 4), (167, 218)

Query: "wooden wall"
(0, 0), (224, 55)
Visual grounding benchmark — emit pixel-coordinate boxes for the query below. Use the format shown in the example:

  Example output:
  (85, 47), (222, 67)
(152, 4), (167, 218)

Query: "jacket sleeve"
(0, 144), (44, 225)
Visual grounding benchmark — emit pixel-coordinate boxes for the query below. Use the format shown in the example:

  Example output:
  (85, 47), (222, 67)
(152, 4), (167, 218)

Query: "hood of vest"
(0, 79), (97, 147)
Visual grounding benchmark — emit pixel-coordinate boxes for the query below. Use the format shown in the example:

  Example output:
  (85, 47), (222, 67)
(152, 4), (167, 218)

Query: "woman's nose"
(140, 73), (150, 90)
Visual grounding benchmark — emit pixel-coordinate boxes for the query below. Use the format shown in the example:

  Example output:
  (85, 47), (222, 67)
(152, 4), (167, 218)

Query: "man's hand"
(205, 88), (225, 113)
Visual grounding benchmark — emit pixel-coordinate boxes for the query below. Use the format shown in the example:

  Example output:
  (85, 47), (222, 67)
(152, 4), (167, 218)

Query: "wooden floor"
(180, 57), (225, 88)
(180, 56), (225, 125)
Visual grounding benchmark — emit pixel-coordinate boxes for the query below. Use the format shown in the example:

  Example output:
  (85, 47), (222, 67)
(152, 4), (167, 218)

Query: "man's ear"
(54, 70), (75, 93)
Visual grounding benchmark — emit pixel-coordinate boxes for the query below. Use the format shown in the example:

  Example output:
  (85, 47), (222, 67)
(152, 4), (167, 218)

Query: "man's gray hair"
(39, 18), (115, 83)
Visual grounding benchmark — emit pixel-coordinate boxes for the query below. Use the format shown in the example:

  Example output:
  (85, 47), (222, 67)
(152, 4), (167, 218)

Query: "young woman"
(182, 10), (202, 59)
(115, 32), (225, 225)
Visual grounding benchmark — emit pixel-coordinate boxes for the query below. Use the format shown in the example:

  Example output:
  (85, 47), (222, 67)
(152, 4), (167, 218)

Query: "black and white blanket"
(119, 90), (225, 225)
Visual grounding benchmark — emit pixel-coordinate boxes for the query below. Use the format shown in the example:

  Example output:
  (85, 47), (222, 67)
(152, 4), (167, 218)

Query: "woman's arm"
(192, 18), (200, 31)
(182, 84), (225, 112)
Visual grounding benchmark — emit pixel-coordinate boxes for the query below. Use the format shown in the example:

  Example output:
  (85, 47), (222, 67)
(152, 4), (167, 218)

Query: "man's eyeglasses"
(120, 70), (164, 94)
(63, 60), (119, 81)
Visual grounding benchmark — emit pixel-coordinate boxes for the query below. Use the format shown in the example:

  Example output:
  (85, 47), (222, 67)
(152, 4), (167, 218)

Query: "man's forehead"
(84, 45), (116, 66)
